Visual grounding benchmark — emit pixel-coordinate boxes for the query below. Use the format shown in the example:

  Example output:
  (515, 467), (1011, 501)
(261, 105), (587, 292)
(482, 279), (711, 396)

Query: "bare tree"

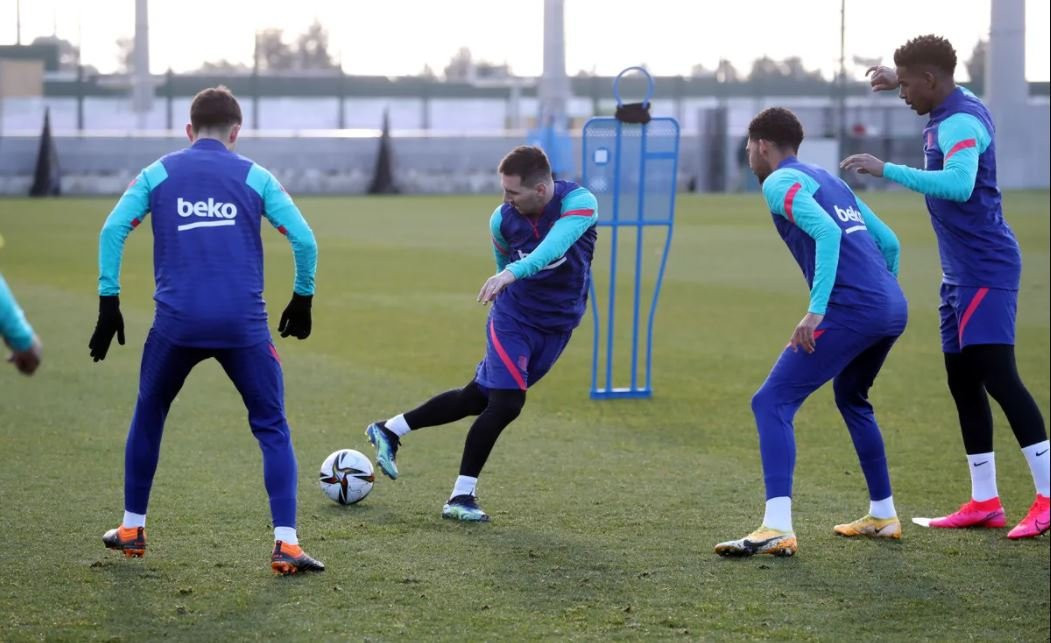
(965, 39), (986, 88)
(296, 20), (338, 71)
(115, 37), (134, 73)
(443, 47), (473, 81)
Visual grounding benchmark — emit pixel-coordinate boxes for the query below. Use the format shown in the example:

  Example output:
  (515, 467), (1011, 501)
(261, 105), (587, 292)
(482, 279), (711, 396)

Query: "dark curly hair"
(747, 107), (804, 151)
(893, 34), (957, 75)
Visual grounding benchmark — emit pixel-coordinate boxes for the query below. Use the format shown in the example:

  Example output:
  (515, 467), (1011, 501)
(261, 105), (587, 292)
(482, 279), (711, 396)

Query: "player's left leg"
(830, 335), (903, 539)
(104, 329), (208, 558)
(715, 326), (874, 558)
(366, 380), (489, 480)
(217, 342), (323, 574)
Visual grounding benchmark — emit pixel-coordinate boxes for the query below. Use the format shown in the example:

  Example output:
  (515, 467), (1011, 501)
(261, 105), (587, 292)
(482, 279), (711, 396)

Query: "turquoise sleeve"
(98, 161), (166, 296)
(505, 189), (598, 280)
(855, 197), (901, 276)
(762, 169), (841, 315)
(883, 113), (988, 202)
(489, 206), (510, 272)
(247, 164), (318, 296)
(0, 273), (34, 351)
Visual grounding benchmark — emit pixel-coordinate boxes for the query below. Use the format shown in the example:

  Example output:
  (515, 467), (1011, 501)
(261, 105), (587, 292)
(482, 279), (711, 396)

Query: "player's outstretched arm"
(855, 197), (901, 276)
(92, 163), (158, 361)
(841, 113), (986, 202)
(866, 65), (899, 92)
(1, 272), (41, 375)
(504, 188), (598, 281)
(247, 165), (318, 340)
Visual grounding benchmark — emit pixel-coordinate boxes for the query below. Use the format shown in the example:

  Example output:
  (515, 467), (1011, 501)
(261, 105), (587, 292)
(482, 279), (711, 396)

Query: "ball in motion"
(319, 449), (375, 505)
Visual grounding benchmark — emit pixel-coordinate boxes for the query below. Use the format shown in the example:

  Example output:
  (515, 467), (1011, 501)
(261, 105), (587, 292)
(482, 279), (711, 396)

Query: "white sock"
(1021, 440), (1051, 497)
(762, 496), (793, 533)
(967, 452), (998, 501)
(385, 414), (411, 437)
(869, 496), (897, 519)
(450, 475), (478, 499)
(274, 526), (298, 545)
(123, 511), (146, 528)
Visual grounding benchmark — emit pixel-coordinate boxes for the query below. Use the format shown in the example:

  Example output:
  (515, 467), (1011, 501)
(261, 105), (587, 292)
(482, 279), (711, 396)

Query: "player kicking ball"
(365, 145), (598, 522)
(715, 108), (908, 557)
(92, 87), (324, 574)
(842, 35), (1049, 539)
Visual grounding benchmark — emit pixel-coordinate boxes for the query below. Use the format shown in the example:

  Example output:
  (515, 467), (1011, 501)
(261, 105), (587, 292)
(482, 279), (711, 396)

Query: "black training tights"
(400, 381), (527, 478)
(944, 344), (1046, 454)
(403, 380), (489, 429)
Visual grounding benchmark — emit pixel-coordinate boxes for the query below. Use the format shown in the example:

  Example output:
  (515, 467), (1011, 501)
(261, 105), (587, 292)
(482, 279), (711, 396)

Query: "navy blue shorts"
(939, 284), (1017, 353)
(475, 311), (572, 391)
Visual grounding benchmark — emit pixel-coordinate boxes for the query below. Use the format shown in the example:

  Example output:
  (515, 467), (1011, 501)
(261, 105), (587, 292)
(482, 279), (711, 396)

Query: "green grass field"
(0, 191), (1048, 641)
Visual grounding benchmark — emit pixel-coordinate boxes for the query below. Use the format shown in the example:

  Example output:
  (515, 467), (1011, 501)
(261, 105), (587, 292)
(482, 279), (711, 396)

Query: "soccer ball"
(319, 449), (375, 505)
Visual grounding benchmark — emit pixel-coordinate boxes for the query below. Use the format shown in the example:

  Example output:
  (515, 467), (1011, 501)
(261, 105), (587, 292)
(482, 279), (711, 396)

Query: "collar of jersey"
(931, 87), (965, 120)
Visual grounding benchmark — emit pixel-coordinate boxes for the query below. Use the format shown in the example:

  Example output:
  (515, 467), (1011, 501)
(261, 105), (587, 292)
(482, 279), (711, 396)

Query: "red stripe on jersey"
(131, 218), (141, 228)
(561, 208), (595, 218)
(784, 182), (803, 224)
(492, 235), (510, 256)
(277, 225), (288, 236)
(945, 139), (977, 161)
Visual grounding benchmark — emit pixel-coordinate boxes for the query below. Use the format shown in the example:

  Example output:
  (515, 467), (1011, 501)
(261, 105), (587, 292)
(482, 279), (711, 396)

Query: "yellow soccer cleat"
(833, 514), (902, 539)
(714, 526), (797, 558)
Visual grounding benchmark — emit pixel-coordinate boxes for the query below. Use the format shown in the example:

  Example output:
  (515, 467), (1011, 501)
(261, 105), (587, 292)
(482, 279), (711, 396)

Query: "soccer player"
(1, 263), (42, 376)
(842, 35), (1049, 539)
(92, 87), (325, 574)
(715, 108), (908, 557)
(365, 145), (597, 522)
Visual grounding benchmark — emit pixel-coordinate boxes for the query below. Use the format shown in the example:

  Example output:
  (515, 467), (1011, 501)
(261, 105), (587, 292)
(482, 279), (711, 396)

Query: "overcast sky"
(2, 0), (1047, 81)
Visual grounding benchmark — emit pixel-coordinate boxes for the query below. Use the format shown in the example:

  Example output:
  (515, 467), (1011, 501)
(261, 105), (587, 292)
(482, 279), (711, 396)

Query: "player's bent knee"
(460, 381), (490, 416)
(751, 387), (777, 415)
(488, 389), (526, 422)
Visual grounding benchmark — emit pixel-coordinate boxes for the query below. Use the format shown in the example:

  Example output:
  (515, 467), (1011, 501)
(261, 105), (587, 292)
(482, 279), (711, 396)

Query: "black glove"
(89, 295), (125, 362)
(278, 293), (312, 339)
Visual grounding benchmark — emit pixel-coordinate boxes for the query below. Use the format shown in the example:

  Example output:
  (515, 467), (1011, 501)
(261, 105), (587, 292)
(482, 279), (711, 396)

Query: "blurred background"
(0, 0), (1047, 195)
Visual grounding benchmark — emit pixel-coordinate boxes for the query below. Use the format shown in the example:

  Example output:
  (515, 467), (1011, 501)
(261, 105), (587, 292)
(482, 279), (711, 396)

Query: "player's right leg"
(103, 329), (205, 558)
(441, 312), (533, 522)
(217, 342), (323, 574)
(716, 326), (866, 557)
(962, 343), (1049, 539)
(366, 380), (489, 480)
(831, 334), (902, 540)
(919, 287), (1006, 530)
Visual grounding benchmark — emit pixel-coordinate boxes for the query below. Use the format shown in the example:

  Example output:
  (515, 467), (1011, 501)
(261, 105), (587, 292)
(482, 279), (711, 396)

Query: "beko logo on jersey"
(176, 198), (238, 231)
(515, 249), (567, 271)
(832, 205), (867, 234)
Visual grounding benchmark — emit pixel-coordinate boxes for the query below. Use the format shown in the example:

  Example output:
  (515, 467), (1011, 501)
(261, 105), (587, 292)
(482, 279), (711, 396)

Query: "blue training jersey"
(97, 138), (317, 348)
(763, 157), (907, 327)
(489, 180), (599, 333)
(884, 87), (1021, 289)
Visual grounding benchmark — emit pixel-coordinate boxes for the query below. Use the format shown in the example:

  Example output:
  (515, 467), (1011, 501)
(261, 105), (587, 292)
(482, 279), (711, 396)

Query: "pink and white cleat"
(926, 497), (1006, 529)
(1007, 495), (1050, 540)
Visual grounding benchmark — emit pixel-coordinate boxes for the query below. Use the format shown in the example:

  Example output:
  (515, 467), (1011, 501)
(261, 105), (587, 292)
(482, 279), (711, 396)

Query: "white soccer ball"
(319, 449), (375, 505)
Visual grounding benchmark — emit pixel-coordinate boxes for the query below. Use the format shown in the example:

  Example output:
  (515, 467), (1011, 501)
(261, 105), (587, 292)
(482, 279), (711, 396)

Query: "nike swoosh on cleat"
(1036, 449), (1049, 457)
